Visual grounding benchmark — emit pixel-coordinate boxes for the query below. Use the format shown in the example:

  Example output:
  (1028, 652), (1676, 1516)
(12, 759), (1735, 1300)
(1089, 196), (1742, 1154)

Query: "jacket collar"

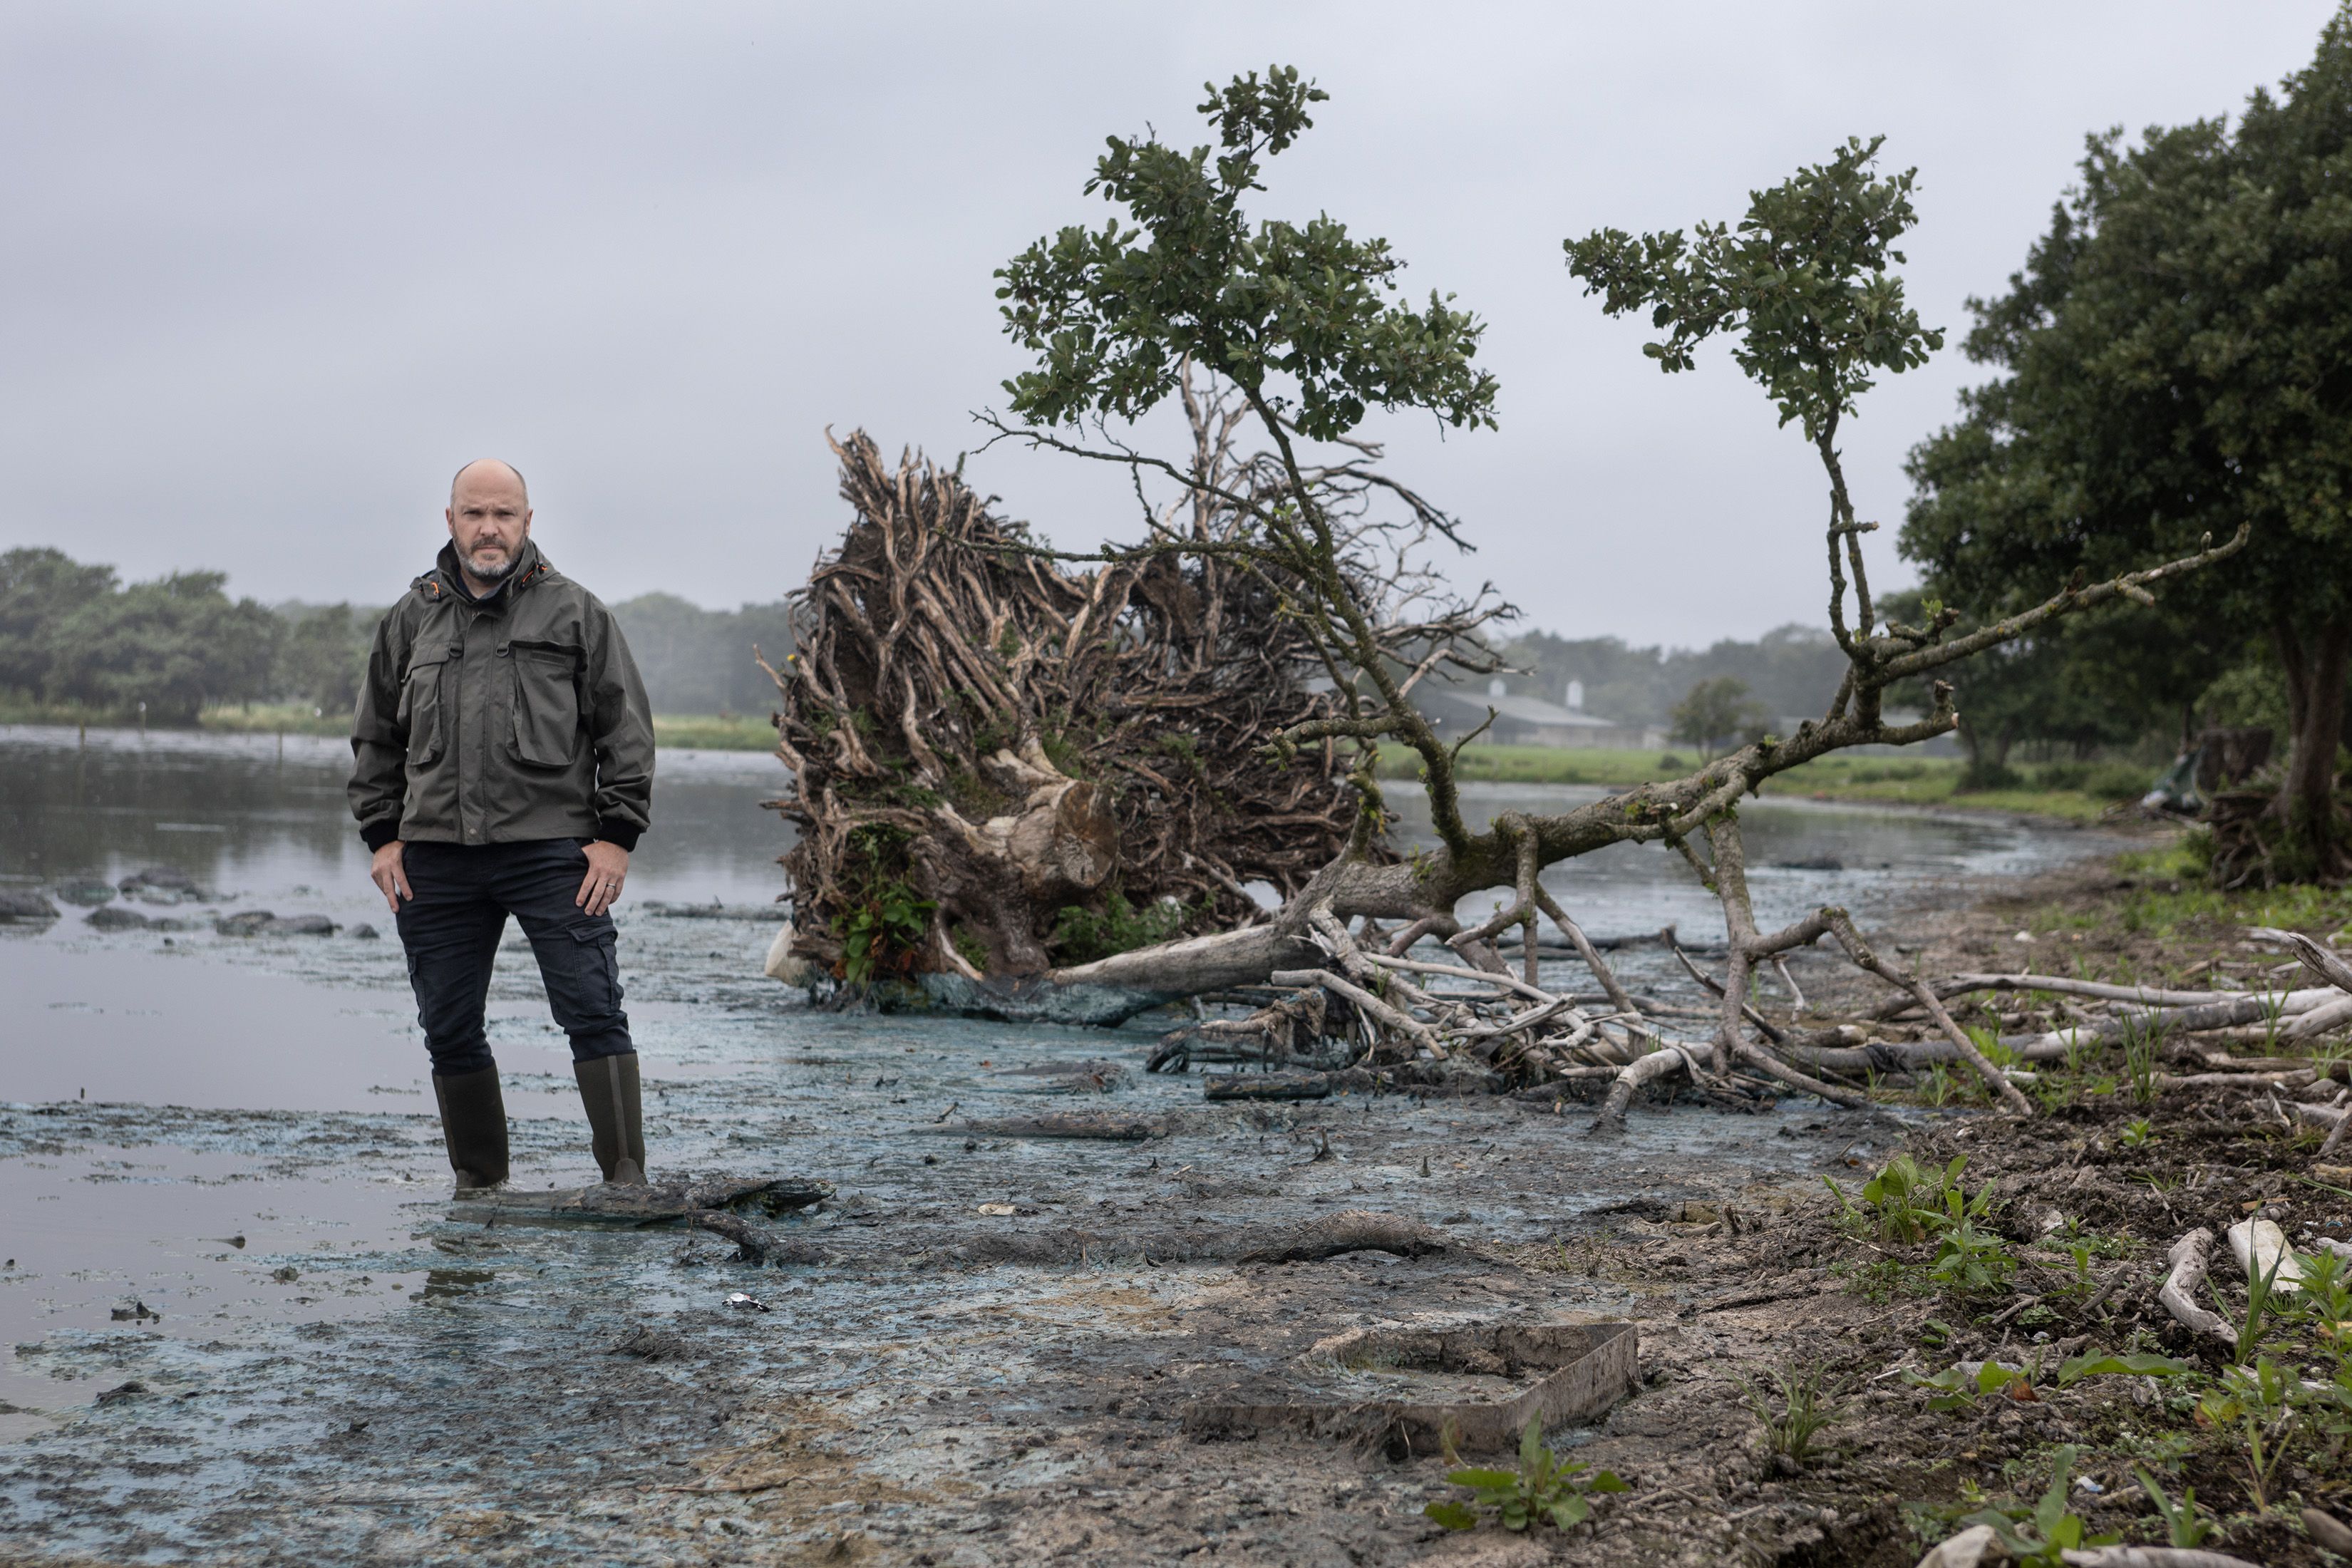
(414, 538), (552, 607)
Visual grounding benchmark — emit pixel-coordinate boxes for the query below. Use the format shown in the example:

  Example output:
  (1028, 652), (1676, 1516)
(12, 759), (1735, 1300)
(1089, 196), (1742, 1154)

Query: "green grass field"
(649, 713), (776, 751)
(1370, 743), (2148, 824)
(2, 701), (785, 750)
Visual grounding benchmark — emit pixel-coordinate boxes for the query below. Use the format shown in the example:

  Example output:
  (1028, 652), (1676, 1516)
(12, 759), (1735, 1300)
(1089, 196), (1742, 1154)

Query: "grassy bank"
(1370, 742), (2149, 823)
(0, 702), (783, 751)
(649, 713), (776, 751)
(2025, 834), (2352, 954)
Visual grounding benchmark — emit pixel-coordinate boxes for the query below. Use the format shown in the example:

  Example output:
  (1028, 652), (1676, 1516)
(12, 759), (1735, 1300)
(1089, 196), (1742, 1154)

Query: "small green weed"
(2197, 1357), (2298, 1510)
(1828, 1155), (2013, 1295)
(1959, 1445), (2118, 1566)
(1739, 1363), (1837, 1465)
(2053, 1351), (2192, 1384)
(2132, 1467), (2214, 1549)
(2237, 1247), (2289, 1366)
(1424, 1418), (1627, 1533)
(1904, 1360), (2032, 1413)
(2122, 1026), (2159, 1107)
(830, 826), (934, 986)
(1824, 1153), (1966, 1244)
(2118, 1118), (2154, 1149)
(837, 879), (935, 986)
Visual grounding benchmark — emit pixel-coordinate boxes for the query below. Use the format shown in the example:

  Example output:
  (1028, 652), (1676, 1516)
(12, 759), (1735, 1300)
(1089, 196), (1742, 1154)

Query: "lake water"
(0, 726), (2123, 1559)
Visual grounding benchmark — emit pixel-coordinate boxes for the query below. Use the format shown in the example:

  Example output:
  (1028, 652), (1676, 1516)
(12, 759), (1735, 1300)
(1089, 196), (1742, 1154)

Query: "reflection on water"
(1396, 778), (2116, 940)
(0, 728), (2125, 1121)
(0, 726), (2110, 943)
(0, 725), (793, 907)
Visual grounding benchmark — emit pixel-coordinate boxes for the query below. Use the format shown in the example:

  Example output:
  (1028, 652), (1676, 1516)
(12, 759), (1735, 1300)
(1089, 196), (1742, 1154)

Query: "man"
(349, 459), (656, 1190)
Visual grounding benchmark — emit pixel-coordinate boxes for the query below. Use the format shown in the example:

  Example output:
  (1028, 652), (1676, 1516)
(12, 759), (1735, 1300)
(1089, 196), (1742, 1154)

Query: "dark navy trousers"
(393, 839), (634, 1077)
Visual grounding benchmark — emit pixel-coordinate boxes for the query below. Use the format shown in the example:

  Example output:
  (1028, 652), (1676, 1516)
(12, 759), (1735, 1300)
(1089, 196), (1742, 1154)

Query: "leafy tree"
(608, 592), (795, 713)
(274, 602), (376, 716)
(1669, 676), (1765, 758)
(993, 63), (1503, 857)
(1903, 6), (2352, 867)
(1877, 591), (2187, 783)
(48, 570), (279, 721)
(997, 66), (1495, 445)
(1570, 135), (1941, 695)
(0, 547), (118, 698)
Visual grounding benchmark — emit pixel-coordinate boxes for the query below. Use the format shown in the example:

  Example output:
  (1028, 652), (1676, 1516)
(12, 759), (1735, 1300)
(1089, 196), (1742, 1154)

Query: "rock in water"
(262, 914), (338, 937)
(214, 910), (276, 937)
(0, 890), (59, 923)
(120, 866), (196, 892)
(87, 906), (152, 931)
(349, 923), (379, 940)
(52, 879), (116, 907)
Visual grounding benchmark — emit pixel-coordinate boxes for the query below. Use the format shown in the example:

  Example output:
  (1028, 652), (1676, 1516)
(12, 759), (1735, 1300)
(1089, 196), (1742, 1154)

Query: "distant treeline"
(1489, 624), (1851, 727)
(0, 547), (793, 722)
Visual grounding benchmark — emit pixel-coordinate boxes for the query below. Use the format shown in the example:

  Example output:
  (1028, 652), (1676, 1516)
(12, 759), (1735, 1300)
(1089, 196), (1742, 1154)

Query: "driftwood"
(2058, 1552), (2259, 1568)
(2158, 1228), (2236, 1348)
(937, 1113), (1168, 1142)
(688, 1209), (823, 1267)
(1204, 1073), (1333, 1101)
(2226, 1217), (2303, 1292)
(1913, 1525), (1999, 1568)
(1232, 1210), (1448, 1264)
(942, 1208), (1445, 1268)
(450, 1177), (830, 1226)
(1181, 1319), (1636, 1455)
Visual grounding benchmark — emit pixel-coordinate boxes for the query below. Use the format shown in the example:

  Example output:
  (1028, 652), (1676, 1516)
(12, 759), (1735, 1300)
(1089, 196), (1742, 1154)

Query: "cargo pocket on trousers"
(567, 922), (622, 1011)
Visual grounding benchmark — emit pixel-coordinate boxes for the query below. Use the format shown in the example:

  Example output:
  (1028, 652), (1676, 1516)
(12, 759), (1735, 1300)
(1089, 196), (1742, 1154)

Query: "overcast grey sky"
(1, 1), (2338, 647)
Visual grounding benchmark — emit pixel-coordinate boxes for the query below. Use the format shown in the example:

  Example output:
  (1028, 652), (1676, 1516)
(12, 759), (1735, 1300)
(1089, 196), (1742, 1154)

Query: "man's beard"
(465, 546), (518, 582)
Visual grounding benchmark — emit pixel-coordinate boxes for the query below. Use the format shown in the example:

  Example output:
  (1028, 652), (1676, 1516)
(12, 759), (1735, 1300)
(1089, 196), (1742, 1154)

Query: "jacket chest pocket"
(505, 639), (584, 768)
(398, 647), (455, 765)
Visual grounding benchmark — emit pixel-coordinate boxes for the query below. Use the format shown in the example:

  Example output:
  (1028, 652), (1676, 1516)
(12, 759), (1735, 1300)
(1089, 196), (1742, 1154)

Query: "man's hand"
(577, 840), (629, 917)
(371, 841), (411, 913)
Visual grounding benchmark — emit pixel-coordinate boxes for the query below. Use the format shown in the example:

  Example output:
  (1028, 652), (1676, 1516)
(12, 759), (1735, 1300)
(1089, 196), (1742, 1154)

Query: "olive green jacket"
(349, 540), (654, 852)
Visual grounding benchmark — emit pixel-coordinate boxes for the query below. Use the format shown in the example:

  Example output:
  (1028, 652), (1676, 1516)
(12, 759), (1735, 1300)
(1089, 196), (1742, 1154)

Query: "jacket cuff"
(359, 818), (401, 852)
(594, 820), (642, 852)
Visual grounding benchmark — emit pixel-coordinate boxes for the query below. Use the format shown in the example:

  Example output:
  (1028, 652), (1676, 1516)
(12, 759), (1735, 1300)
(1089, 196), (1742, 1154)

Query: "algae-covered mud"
(0, 728), (2125, 1564)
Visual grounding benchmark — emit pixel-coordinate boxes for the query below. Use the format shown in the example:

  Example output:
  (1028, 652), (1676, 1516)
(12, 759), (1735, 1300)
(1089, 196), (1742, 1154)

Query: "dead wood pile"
(767, 430), (1358, 981)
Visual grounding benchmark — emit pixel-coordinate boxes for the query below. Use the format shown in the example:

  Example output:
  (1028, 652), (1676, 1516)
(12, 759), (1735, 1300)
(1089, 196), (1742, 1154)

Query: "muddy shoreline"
(13, 817), (2347, 1566)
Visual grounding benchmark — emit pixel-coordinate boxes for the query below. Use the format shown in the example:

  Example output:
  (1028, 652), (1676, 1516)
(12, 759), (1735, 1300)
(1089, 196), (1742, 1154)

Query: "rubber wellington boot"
(574, 1053), (648, 1185)
(431, 1066), (510, 1192)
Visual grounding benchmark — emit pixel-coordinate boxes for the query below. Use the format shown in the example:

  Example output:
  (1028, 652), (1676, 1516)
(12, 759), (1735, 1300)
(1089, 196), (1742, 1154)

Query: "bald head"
(445, 458), (533, 590)
(450, 458), (528, 507)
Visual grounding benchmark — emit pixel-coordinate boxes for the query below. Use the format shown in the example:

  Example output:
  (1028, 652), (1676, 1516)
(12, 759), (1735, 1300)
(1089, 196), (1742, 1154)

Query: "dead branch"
(2158, 1228), (2236, 1348)
(1232, 1210), (1449, 1264)
(1817, 909), (2036, 1116)
(2056, 1551), (2261, 1568)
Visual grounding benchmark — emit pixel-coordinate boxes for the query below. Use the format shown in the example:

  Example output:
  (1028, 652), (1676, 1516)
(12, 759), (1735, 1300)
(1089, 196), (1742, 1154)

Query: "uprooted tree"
(770, 68), (2241, 1122)
(769, 413), (1500, 981)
